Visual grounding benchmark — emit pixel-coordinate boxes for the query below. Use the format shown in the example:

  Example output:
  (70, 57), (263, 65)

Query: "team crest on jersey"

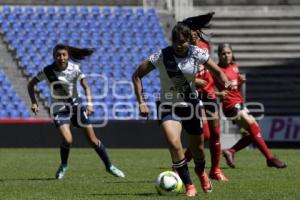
(65, 73), (76, 81)
(233, 66), (239, 73)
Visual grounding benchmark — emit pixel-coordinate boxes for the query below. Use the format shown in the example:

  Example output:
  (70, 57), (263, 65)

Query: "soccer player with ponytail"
(133, 23), (231, 196)
(182, 12), (228, 181)
(27, 44), (125, 179)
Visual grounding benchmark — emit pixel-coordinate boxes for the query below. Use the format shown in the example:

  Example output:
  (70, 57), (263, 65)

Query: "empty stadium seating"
(0, 70), (31, 118)
(0, 6), (167, 119)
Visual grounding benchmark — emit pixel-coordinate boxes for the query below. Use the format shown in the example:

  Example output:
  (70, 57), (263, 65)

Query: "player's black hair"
(181, 12), (215, 31)
(53, 44), (95, 61)
(218, 43), (236, 62)
(181, 12), (214, 43)
(171, 23), (192, 43)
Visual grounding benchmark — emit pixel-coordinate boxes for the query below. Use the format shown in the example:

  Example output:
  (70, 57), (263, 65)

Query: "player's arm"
(132, 60), (155, 117)
(27, 77), (40, 114)
(238, 73), (246, 86)
(215, 90), (228, 101)
(80, 78), (94, 115)
(204, 58), (231, 90)
(195, 77), (207, 88)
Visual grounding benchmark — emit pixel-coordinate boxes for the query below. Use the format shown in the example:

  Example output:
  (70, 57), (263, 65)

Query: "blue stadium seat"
(0, 6), (166, 119)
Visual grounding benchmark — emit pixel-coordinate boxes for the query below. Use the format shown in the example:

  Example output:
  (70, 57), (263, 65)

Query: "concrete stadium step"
(229, 44), (300, 52)
(233, 52), (300, 59)
(247, 90), (300, 97)
(236, 60), (290, 67)
(247, 87), (300, 92)
(211, 28), (300, 35)
(212, 19), (300, 28)
(195, 5), (300, 18)
(245, 69), (300, 75)
(211, 36), (300, 43)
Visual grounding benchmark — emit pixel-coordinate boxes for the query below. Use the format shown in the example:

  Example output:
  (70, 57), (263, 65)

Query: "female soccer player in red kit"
(182, 13), (228, 181)
(216, 43), (287, 169)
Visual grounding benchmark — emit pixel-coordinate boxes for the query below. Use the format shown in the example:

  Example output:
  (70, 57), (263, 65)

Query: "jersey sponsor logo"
(233, 67), (239, 73)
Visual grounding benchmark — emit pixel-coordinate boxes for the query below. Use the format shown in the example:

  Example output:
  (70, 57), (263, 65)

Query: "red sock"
(184, 147), (193, 162)
(248, 123), (273, 160)
(229, 135), (252, 154)
(209, 124), (221, 172)
(203, 122), (210, 140)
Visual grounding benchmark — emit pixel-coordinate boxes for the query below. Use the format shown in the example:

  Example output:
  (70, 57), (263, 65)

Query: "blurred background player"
(27, 44), (125, 179)
(182, 12), (228, 181)
(132, 23), (231, 196)
(215, 43), (287, 169)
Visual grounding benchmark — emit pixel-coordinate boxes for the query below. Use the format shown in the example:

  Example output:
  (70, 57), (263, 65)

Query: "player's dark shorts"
(156, 101), (203, 135)
(223, 103), (248, 118)
(53, 105), (91, 128)
(201, 96), (218, 115)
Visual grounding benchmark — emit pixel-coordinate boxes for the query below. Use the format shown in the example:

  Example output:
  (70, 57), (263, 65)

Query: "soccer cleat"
(55, 164), (68, 180)
(197, 171), (213, 193)
(223, 149), (236, 168)
(267, 158), (287, 169)
(209, 169), (229, 181)
(185, 184), (197, 197)
(107, 165), (125, 178)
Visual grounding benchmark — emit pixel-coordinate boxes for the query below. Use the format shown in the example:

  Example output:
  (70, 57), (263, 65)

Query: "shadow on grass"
(0, 177), (56, 182)
(156, 166), (242, 170)
(103, 180), (153, 184)
(90, 192), (157, 196)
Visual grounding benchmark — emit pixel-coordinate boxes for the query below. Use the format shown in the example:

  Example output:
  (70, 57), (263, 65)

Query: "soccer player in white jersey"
(132, 23), (231, 196)
(27, 44), (125, 179)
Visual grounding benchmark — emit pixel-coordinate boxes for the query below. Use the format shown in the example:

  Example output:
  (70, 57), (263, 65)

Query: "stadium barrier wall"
(0, 119), (299, 148)
(0, 119), (188, 148)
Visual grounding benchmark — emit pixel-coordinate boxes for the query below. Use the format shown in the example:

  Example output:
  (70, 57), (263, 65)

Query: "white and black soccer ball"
(155, 171), (183, 195)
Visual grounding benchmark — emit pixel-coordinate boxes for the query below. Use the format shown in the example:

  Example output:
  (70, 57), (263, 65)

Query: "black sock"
(194, 158), (205, 175)
(94, 141), (112, 170)
(60, 142), (70, 166)
(173, 159), (192, 185)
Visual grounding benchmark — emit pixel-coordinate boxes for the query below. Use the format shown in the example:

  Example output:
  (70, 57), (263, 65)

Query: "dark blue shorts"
(53, 105), (91, 128)
(156, 101), (203, 135)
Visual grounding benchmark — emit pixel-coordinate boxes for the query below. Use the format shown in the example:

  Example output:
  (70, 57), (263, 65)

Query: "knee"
(168, 138), (182, 152)
(90, 138), (100, 148)
(191, 148), (205, 160)
(63, 137), (73, 145)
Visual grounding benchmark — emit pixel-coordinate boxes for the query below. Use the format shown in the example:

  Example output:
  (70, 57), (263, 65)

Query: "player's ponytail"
(53, 44), (95, 61)
(181, 12), (214, 31)
(181, 12), (214, 43)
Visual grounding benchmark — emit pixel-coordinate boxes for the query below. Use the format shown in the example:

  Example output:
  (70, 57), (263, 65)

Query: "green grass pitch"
(0, 148), (299, 200)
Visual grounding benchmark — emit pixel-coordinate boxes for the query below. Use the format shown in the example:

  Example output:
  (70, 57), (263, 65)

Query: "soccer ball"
(155, 171), (183, 195)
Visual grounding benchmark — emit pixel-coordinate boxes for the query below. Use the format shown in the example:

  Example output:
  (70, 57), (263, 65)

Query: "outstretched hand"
(86, 105), (94, 115)
(139, 103), (150, 119)
(31, 103), (39, 115)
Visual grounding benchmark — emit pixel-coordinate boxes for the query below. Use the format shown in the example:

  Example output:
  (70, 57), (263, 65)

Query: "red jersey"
(214, 63), (244, 111)
(195, 40), (216, 99)
(197, 39), (211, 53)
